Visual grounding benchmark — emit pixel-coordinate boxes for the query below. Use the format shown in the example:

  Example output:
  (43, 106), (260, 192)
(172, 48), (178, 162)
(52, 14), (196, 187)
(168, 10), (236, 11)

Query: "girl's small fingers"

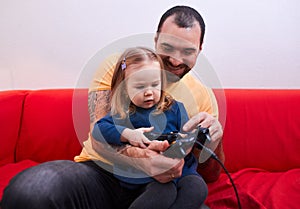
(143, 137), (151, 144)
(140, 143), (147, 148)
(141, 126), (154, 133)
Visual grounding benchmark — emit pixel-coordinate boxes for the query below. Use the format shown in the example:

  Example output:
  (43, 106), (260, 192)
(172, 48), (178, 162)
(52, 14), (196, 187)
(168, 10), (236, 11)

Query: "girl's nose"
(144, 89), (153, 96)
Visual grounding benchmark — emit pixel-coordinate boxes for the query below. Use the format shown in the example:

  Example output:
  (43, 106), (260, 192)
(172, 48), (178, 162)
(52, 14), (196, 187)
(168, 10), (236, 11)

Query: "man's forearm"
(88, 90), (111, 125)
(91, 138), (181, 177)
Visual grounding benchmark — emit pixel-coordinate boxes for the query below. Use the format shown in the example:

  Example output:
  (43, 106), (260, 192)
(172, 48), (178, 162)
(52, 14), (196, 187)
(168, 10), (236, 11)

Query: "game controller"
(144, 127), (211, 158)
(144, 131), (179, 144)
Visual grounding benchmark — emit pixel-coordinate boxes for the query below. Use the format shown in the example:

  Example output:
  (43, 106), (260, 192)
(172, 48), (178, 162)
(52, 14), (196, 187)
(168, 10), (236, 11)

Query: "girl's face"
(125, 61), (162, 109)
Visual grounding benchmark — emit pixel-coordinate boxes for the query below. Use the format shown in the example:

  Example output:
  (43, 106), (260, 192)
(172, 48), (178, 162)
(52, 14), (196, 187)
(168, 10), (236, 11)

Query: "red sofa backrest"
(1, 88), (299, 173)
(0, 90), (28, 166)
(214, 89), (300, 172)
(15, 89), (89, 163)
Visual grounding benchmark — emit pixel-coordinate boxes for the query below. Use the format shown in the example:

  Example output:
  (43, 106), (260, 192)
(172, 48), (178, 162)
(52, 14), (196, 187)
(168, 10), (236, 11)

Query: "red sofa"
(0, 88), (299, 208)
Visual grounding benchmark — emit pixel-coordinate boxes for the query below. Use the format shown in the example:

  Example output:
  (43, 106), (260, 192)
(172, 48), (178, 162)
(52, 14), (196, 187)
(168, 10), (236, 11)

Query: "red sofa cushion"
(206, 168), (300, 209)
(15, 89), (89, 163)
(215, 89), (300, 172)
(0, 90), (28, 166)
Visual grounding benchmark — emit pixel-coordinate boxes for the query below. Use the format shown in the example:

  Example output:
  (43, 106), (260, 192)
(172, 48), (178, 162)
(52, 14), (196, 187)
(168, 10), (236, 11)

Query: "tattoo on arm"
(88, 90), (111, 124)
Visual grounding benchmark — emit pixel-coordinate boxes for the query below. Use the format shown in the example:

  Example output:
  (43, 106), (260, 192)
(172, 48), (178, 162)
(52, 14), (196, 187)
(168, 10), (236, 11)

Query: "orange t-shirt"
(74, 54), (218, 163)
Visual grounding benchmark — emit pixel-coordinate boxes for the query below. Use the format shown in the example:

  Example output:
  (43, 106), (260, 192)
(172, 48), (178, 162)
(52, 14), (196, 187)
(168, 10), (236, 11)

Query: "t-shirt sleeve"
(89, 53), (120, 93)
(172, 74), (219, 120)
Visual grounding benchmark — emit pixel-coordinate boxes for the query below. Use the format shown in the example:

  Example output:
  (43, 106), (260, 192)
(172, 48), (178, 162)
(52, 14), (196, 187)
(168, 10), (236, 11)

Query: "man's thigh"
(2, 160), (120, 209)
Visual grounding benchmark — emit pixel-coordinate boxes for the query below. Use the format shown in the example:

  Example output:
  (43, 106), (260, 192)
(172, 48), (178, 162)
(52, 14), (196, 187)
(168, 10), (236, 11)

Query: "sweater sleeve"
(92, 113), (126, 145)
(176, 101), (189, 132)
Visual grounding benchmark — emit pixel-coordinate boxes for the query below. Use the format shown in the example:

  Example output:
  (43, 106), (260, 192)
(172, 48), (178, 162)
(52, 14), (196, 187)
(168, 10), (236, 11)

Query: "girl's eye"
(152, 83), (160, 88)
(135, 86), (144, 90)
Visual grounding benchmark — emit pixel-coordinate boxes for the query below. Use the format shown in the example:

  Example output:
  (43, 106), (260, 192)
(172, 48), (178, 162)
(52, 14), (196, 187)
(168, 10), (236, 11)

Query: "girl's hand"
(121, 127), (154, 148)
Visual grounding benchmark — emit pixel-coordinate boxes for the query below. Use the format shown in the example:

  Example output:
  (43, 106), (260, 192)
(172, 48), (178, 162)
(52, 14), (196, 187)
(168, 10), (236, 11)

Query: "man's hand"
(183, 112), (225, 182)
(123, 142), (184, 183)
(153, 158), (184, 183)
(183, 112), (223, 148)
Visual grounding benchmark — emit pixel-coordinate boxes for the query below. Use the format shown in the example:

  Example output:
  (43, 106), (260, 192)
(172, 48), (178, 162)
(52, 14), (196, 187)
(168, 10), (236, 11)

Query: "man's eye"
(182, 50), (194, 56)
(162, 45), (174, 53)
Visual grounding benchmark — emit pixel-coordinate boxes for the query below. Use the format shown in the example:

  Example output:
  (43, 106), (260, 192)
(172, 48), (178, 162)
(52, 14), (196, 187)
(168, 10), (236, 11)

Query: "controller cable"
(145, 130), (242, 209)
(195, 141), (242, 209)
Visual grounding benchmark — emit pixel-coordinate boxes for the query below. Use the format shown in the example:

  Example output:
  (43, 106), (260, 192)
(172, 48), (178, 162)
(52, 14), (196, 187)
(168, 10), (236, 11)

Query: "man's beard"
(161, 56), (191, 83)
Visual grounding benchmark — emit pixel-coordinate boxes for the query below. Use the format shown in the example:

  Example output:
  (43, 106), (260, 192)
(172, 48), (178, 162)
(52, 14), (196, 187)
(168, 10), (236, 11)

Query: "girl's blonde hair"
(110, 46), (173, 119)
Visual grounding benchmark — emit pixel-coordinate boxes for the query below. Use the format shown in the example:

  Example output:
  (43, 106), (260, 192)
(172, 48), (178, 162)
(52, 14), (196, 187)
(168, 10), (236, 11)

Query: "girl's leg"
(170, 175), (208, 209)
(129, 181), (177, 209)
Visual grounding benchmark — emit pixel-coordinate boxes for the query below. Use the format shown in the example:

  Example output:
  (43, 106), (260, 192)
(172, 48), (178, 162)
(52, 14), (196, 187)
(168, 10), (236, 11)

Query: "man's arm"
(89, 89), (184, 183)
(183, 112), (225, 183)
(88, 90), (111, 125)
(91, 138), (184, 182)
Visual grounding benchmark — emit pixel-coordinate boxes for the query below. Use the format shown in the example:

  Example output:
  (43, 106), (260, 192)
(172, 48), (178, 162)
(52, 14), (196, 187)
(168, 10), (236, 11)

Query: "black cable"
(145, 128), (242, 208)
(195, 141), (242, 209)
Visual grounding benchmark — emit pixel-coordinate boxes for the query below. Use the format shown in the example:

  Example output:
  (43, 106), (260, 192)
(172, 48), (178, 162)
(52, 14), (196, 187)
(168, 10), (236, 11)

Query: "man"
(2, 5), (224, 209)
(76, 5), (224, 182)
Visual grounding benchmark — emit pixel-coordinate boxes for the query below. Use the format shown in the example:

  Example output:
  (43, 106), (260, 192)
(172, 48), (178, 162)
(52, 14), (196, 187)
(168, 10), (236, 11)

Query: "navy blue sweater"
(92, 101), (199, 187)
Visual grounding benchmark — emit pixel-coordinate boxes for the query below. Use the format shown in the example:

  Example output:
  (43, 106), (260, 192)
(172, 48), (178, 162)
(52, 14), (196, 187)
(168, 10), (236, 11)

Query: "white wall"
(0, 0), (299, 90)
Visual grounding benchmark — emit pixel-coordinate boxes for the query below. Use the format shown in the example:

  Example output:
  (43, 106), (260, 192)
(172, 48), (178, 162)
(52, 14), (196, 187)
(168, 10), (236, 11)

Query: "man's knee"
(1, 160), (88, 209)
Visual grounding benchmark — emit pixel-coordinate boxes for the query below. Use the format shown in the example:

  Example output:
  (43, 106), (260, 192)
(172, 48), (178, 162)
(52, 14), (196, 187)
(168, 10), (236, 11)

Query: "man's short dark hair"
(156, 5), (206, 48)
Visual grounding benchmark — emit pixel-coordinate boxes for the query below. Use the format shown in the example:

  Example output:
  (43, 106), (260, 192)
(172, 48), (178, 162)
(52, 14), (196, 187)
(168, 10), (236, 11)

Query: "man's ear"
(198, 44), (203, 54)
(154, 33), (159, 48)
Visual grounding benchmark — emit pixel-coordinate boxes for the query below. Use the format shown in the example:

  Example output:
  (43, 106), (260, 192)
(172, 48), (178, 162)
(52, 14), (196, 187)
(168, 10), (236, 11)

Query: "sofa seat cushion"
(206, 168), (300, 209)
(0, 160), (38, 200)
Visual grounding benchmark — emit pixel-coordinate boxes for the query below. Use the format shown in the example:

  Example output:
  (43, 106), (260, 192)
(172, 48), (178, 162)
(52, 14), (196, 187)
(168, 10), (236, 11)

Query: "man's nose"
(169, 55), (183, 66)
